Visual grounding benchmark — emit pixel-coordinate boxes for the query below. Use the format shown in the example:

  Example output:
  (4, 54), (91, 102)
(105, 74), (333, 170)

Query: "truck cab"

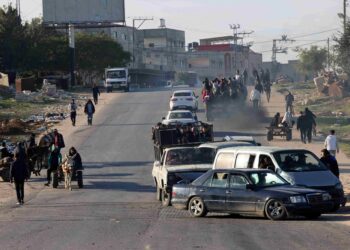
(104, 68), (130, 92)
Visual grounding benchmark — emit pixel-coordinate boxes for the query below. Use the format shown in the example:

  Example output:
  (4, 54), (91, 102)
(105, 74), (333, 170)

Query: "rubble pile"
(0, 119), (28, 134)
(314, 72), (349, 98)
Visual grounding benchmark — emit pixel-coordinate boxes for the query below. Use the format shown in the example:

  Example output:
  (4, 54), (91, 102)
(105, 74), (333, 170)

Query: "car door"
(199, 172), (229, 211)
(226, 174), (256, 212)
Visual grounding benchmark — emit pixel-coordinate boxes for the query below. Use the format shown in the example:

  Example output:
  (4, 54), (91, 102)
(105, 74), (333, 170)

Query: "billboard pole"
(68, 24), (76, 86)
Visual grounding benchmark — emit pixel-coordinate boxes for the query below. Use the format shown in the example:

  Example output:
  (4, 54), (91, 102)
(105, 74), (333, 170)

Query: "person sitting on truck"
(270, 113), (281, 127)
(258, 156), (275, 171)
(166, 151), (181, 165)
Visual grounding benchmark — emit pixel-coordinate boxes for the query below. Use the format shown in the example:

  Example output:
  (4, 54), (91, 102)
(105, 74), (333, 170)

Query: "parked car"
(162, 110), (197, 126)
(212, 146), (346, 211)
(172, 169), (334, 220)
(169, 90), (198, 111)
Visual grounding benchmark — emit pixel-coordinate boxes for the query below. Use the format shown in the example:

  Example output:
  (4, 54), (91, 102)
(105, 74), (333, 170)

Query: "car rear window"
(215, 153), (235, 169)
(174, 92), (191, 97)
(169, 112), (193, 119)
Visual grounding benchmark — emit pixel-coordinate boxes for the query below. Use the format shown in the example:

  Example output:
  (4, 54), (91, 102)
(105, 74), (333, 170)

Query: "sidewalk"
(261, 88), (350, 196)
(0, 91), (120, 206)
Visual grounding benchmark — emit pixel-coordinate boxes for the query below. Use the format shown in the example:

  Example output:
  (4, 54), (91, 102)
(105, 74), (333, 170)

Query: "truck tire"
(52, 172), (59, 188)
(267, 131), (273, 141)
(156, 184), (161, 201)
(286, 130), (292, 141)
(0, 168), (11, 182)
(77, 171), (83, 188)
(161, 189), (171, 207)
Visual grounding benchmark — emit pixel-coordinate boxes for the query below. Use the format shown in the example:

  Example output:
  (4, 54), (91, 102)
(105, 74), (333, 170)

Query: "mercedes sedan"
(172, 169), (334, 220)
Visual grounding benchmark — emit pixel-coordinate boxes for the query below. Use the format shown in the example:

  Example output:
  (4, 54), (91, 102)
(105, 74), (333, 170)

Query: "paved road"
(0, 88), (350, 250)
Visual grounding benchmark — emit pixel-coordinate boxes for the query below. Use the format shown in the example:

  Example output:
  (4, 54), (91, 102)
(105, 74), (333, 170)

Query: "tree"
(297, 46), (327, 75)
(334, 23), (350, 74)
(0, 5), (26, 75)
(75, 32), (131, 85)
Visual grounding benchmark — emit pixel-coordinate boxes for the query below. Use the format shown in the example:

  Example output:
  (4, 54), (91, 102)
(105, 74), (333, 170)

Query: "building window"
(123, 34), (127, 40)
(114, 32), (118, 39)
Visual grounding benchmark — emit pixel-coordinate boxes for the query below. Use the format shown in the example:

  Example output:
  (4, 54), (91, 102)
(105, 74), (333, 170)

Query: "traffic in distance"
(151, 85), (346, 220)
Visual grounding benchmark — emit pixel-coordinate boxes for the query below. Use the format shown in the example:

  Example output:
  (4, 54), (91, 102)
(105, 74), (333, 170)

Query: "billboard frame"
(42, 0), (126, 27)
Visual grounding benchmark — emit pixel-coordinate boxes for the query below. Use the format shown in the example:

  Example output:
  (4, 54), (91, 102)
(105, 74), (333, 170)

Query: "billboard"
(43, 0), (125, 24)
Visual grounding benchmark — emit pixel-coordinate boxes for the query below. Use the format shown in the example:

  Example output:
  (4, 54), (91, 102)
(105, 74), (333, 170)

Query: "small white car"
(169, 90), (198, 111)
(162, 110), (197, 125)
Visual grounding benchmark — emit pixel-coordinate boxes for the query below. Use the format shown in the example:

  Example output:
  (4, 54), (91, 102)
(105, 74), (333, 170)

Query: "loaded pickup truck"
(152, 146), (213, 206)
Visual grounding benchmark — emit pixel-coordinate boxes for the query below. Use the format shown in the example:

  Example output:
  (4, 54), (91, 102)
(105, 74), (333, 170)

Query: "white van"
(213, 146), (346, 210)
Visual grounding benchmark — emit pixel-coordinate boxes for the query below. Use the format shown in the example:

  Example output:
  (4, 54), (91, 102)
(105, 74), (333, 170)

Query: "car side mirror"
(162, 117), (165, 120)
(246, 184), (254, 190)
(256, 143), (261, 146)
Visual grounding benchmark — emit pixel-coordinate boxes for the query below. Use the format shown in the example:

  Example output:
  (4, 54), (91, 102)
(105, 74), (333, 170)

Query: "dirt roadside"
(0, 91), (120, 206)
(260, 87), (350, 226)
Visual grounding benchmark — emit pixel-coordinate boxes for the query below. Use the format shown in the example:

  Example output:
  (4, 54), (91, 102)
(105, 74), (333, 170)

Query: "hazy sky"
(0, 0), (344, 62)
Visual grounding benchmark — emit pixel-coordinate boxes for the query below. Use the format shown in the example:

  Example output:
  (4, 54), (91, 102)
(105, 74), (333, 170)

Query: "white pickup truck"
(152, 146), (212, 206)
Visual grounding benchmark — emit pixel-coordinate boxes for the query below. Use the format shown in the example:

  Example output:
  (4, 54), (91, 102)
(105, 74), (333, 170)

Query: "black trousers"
(47, 169), (52, 183)
(93, 95), (98, 105)
(300, 129), (307, 143)
(70, 111), (77, 126)
(15, 180), (24, 202)
(306, 127), (313, 143)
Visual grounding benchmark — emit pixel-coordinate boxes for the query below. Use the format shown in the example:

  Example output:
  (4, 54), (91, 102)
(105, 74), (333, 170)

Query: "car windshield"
(248, 172), (288, 187)
(174, 92), (191, 97)
(107, 70), (126, 79)
(165, 148), (214, 165)
(169, 112), (193, 119)
(273, 150), (328, 172)
(172, 171), (207, 184)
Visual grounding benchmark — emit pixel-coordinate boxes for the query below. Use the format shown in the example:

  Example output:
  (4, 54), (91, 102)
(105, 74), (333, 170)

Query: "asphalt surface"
(0, 88), (350, 250)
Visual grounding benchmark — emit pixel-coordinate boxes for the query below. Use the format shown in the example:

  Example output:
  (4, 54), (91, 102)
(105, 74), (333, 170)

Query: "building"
(262, 60), (306, 82)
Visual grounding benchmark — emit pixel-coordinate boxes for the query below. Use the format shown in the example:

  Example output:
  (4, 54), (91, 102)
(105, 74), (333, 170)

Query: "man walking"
(285, 91), (294, 113)
(53, 129), (65, 152)
(304, 107), (316, 143)
(324, 130), (339, 157)
(92, 84), (101, 105)
(10, 152), (29, 205)
(250, 86), (261, 110)
(297, 112), (307, 143)
(45, 147), (62, 187)
(69, 99), (78, 126)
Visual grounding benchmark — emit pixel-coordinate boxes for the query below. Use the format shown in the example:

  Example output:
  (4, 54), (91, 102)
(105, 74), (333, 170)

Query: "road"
(0, 88), (350, 250)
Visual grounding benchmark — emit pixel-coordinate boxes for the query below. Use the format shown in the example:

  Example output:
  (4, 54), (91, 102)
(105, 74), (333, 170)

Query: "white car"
(169, 90), (198, 111)
(162, 110), (197, 125)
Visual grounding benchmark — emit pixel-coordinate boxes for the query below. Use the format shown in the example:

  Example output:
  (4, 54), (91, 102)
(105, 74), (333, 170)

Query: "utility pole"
(132, 17), (153, 69)
(271, 35), (295, 80)
(16, 0), (21, 18)
(68, 24), (75, 86)
(229, 24), (254, 72)
(327, 37), (330, 71)
(344, 0), (348, 33)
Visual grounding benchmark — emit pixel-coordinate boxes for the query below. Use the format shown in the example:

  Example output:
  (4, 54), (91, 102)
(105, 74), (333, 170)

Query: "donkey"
(61, 155), (73, 191)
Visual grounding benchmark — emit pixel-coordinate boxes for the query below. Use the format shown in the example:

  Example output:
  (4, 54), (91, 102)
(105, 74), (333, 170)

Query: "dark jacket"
(84, 102), (95, 114)
(92, 86), (100, 97)
(10, 159), (29, 181)
(1, 147), (12, 159)
(321, 156), (339, 178)
(297, 115), (307, 131)
(54, 133), (65, 149)
(69, 153), (83, 171)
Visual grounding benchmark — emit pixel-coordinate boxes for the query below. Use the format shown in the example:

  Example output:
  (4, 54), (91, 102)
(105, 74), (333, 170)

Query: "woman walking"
(84, 99), (95, 126)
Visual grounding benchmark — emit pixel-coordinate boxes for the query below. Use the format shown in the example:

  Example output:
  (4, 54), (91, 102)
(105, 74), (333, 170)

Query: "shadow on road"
(85, 181), (155, 192)
(84, 161), (153, 169)
(84, 173), (133, 178)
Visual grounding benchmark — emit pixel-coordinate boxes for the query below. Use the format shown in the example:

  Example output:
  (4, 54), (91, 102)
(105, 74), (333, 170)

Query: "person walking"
(324, 130), (339, 157)
(10, 152), (29, 205)
(69, 99), (78, 126)
(263, 69), (271, 103)
(53, 129), (65, 152)
(304, 107), (316, 143)
(84, 99), (95, 126)
(92, 84), (101, 105)
(320, 149), (339, 178)
(45, 146), (62, 187)
(285, 91), (294, 113)
(297, 111), (307, 143)
(243, 69), (248, 85)
(250, 86), (261, 110)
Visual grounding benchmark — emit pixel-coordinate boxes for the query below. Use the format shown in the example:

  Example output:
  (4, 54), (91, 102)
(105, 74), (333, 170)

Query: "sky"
(0, 0), (345, 63)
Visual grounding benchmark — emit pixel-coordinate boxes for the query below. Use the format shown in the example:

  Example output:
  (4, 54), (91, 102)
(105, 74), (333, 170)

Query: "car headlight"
(335, 183), (343, 190)
(290, 195), (307, 203)
(322, 193), (332, 201)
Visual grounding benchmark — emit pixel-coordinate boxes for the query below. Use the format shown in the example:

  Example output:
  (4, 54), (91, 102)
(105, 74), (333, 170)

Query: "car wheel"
(304, 212), (321, 219)
(265, 199), (287, 220)
(161, 189), (171, 207)
(188, 197), (207, 217)
(267, 131), (273, 141)
(331, 204), (340, 212)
